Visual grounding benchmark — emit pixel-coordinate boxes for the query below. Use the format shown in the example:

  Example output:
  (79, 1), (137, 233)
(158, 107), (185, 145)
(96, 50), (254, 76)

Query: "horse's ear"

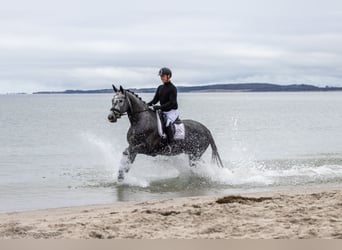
(120, 85), (124, 93)
(112, 84), (118, 93)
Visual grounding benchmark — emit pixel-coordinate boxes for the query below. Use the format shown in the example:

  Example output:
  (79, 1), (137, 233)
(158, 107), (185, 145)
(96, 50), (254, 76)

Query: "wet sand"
(1, 188), (342, 239)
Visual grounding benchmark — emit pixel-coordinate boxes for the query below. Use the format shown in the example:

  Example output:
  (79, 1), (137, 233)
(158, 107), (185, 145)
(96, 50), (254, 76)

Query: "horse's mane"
(126, 89), (147, 104)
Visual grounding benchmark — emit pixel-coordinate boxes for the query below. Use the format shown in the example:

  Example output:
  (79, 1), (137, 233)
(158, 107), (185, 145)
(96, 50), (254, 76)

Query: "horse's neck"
(126, 93), (154, 125)
(127, 93), (147, 113)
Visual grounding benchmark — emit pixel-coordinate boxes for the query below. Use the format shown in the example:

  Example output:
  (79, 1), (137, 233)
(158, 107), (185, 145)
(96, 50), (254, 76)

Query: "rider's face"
(160, 75), (171, 83)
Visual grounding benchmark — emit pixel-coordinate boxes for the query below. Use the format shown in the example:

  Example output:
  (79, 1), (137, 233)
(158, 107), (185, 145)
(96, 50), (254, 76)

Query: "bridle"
(110, 92), (153, 118)
(110, 107), (152, 117)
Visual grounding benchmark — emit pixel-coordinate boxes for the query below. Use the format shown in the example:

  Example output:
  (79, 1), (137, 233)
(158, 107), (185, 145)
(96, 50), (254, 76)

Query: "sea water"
(1, 92), (342, 212)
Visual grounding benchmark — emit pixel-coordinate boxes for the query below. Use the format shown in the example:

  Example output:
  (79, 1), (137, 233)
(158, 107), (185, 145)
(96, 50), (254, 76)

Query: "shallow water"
(1, 92), (342, 212)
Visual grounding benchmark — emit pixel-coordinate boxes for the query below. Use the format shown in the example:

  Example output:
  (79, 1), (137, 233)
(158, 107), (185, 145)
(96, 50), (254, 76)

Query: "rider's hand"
(153, 105), (161, 111)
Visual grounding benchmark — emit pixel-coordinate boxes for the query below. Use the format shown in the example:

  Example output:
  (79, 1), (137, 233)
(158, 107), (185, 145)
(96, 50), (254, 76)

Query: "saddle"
(156, 110), (185, 140)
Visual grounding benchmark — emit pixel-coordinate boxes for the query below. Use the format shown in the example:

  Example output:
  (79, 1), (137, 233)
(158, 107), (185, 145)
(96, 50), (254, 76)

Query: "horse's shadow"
(114, 173), (230, 202)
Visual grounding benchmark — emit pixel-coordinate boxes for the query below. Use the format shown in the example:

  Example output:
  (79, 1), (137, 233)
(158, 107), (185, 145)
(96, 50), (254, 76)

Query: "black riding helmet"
(158, 67), (172, 77)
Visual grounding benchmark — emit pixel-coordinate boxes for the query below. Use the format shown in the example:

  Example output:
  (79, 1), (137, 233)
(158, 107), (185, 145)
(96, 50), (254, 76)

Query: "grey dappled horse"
(107, 85), (224, 181)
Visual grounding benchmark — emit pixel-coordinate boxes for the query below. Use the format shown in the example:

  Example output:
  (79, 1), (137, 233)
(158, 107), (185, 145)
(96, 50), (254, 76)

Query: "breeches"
(162, 109), (179, 127)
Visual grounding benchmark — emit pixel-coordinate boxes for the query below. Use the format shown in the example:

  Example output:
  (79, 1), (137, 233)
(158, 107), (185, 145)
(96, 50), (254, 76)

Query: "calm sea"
(1, 92), (342, 212)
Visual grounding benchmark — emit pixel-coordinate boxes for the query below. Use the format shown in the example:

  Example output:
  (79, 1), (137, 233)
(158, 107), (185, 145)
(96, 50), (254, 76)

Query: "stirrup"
(166, 144), (172, 154)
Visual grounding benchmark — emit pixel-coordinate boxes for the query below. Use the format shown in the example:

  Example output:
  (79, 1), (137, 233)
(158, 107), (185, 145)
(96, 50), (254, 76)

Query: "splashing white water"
(79, 131), (272, 187)
(80, 132), (120, 172)
(79, 131), (342, 189)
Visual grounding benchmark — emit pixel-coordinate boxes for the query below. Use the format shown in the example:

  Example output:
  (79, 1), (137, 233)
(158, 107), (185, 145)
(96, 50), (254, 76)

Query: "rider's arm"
(147, 86), (160, 106)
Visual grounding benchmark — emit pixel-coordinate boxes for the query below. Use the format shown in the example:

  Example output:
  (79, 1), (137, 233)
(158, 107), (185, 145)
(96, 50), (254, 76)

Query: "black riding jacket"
(148, 81), (178, 112)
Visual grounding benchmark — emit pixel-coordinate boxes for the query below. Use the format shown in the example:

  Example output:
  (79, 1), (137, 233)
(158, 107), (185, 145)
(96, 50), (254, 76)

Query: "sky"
(1, 0), (342, 93)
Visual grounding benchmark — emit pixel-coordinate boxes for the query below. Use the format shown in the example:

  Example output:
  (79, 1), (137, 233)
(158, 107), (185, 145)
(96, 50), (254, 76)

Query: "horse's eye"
(119, 100), (123, 103)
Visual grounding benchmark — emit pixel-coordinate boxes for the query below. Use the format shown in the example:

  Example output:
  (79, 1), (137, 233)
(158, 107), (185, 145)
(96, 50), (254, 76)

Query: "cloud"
(0, 0), (342, 93)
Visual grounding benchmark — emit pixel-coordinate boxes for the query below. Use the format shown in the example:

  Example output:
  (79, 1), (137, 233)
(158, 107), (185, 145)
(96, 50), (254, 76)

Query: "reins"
(111, 107), (152, 116)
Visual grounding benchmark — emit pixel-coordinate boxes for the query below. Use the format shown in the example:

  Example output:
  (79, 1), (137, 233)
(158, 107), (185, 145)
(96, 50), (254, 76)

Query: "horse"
(107, 85), (224, 181)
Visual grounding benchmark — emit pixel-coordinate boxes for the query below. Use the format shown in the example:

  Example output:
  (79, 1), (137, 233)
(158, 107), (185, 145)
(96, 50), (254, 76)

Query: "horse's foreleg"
(117, 143), (147, 182)
(118, 147), (137, 182)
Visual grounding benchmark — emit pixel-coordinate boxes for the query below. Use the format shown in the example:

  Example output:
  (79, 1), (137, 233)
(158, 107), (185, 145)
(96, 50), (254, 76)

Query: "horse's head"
(108, 85), (130, 123)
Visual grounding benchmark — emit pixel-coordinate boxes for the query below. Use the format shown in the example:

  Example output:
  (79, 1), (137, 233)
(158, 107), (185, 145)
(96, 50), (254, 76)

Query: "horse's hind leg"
(188, 154), (199, 167)
(118, 148), (137, 182)
(188, 152), (204, 167)
(188, 147), (207, 167)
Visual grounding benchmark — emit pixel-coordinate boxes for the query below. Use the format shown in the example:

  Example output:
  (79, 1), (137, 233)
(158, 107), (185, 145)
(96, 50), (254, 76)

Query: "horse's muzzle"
(107, 112), (117, 123)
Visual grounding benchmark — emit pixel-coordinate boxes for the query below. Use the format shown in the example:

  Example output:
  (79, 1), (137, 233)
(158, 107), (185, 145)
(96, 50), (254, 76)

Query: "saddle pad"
(156, 112), (185, 140)
(174, 123), (185, 140)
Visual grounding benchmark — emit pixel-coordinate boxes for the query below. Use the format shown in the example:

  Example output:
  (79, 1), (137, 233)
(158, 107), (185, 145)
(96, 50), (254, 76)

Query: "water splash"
(80, 131), (119, 171)
(78, 131), (342, 190)
(79, 130), (271, 188)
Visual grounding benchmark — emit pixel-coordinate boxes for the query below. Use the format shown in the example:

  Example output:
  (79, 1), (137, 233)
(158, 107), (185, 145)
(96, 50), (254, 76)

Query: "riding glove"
(153, 105), (161, 111)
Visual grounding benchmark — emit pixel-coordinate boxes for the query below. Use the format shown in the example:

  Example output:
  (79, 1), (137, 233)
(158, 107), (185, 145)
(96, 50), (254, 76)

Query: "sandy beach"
(1, 187), (342, 239)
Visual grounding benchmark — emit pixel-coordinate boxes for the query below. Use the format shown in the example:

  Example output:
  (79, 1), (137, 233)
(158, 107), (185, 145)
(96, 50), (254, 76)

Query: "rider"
(147, 67), (179, 145)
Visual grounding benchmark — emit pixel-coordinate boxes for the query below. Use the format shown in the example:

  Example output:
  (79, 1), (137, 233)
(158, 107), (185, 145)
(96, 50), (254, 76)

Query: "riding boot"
(166, 125), (174, 145)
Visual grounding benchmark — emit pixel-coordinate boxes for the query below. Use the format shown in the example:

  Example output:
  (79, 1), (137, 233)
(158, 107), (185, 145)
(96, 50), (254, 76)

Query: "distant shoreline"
(31, 83), (342, 94)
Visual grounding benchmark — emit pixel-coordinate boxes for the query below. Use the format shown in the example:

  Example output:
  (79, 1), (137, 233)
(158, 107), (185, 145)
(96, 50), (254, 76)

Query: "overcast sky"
(1, 0), (342, 93)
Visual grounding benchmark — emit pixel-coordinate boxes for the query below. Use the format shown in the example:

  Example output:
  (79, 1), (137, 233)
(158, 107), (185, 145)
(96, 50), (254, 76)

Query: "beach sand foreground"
(1, 188), (342, 239)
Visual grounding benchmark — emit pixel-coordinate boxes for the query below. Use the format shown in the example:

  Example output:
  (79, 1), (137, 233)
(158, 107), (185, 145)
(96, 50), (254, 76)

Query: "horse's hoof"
(117, 171), (125, 182)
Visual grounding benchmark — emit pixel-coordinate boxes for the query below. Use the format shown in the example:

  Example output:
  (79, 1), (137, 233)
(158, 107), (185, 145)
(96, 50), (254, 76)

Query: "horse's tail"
(207, 130), (224, 168)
